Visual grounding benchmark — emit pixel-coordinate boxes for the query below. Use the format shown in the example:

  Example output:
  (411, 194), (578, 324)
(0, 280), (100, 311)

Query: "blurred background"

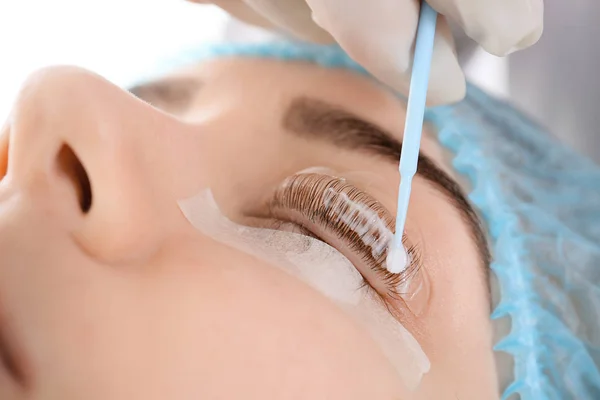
(0, 0), (598, 162)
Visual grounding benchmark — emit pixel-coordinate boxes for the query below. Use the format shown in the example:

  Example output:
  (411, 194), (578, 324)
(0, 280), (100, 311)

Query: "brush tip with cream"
(386, 245), (409, 274)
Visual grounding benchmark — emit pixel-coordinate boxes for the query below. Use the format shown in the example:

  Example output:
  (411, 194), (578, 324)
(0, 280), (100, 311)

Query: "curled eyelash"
(267, 173), (423, 302)
(373, 243), (422, 302)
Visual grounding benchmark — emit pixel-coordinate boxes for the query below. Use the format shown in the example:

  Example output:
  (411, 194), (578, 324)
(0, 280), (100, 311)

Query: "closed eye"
(253, 173), (423, 308)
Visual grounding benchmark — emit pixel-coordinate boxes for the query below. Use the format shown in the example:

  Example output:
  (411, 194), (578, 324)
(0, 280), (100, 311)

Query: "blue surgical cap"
(137, 40), (600, 400)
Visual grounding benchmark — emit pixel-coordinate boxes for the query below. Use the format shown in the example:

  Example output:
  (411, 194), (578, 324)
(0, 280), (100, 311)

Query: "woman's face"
(0, 59), (497, 399)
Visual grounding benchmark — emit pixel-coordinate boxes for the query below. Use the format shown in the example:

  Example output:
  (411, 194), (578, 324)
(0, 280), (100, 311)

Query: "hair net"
(134, 40), (600, 399)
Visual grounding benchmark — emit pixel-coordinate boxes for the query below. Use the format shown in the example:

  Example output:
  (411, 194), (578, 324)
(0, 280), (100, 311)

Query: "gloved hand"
(191, 0), (544, 105)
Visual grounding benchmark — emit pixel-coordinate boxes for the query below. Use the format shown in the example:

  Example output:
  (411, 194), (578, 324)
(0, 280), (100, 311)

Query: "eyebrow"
(283, 97), (491, 273)
(128, 77), (201, 113)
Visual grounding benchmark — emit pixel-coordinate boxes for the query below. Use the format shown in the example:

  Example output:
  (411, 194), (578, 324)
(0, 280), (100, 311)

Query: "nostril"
(0, 127), (8, 182)
(56, 145), (93, 213)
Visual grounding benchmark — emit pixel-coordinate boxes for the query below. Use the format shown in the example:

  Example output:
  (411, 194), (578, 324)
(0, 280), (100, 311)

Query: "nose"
(1, 67), (205, 262)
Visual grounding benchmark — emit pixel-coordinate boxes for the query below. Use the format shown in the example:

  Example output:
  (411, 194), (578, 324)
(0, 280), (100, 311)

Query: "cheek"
(39, 242), (404, 399)
(134, 251), (405, 399)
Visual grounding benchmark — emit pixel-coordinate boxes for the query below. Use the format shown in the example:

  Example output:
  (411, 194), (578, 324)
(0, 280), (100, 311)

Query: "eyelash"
(266, 173), (423, 303)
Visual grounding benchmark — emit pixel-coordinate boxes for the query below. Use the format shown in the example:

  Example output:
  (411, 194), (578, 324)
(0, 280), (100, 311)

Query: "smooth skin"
(0, 58), (497, 399)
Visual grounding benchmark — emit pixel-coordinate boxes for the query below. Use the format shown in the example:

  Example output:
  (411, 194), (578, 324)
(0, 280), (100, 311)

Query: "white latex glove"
(192, 0), (544, 105)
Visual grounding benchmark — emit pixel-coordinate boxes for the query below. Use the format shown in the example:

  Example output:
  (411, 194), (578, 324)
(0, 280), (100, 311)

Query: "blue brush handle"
(393, 2), (437, 248)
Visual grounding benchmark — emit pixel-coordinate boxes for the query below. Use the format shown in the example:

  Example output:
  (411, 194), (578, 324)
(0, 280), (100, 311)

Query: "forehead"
(134, 58), (459, 179)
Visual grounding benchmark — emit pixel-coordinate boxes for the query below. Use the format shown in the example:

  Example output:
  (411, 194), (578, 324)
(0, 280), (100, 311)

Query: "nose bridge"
(4, 67), (197, 262)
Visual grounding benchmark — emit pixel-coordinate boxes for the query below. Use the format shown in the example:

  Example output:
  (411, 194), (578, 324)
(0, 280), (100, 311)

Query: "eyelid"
(263, 173), (424, 310)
